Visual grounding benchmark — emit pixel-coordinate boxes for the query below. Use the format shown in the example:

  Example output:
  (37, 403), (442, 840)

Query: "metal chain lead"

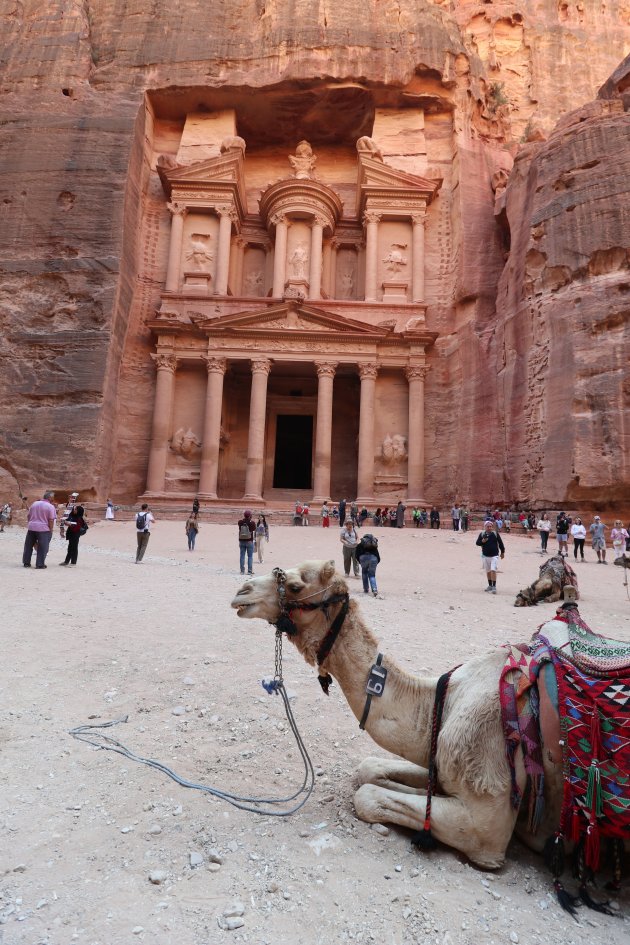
(275, 629), (283, 682)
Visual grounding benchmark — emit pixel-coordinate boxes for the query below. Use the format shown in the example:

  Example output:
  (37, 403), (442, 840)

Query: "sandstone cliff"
(0, 1), (628, 506)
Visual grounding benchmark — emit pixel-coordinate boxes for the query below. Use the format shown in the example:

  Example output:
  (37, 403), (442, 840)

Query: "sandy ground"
(1, 518), (629, 945)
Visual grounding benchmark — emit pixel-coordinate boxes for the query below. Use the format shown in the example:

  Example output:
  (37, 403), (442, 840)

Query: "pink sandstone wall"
(0, 2), (628, 507)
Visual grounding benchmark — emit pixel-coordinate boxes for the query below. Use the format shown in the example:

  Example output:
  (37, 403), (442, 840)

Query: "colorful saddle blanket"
(500, 610), (630, 872)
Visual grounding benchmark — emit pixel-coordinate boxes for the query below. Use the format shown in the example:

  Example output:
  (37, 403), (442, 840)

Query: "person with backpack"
(238, 509), (256, 574)
(60, 505), (88, 566)
(185, 512), (199, 551)
(135, 503), (155, 563)
(356, 532), (381, 597)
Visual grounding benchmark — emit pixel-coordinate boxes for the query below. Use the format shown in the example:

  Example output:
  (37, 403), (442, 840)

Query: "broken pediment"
(357, 155), (442, 217)
(158, 149), (248, 216)
(199, 302), (388, 337)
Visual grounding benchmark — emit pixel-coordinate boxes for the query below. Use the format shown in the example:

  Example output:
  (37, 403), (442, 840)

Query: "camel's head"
(231, 560), (350, 668)
(514, 588), (534, 607)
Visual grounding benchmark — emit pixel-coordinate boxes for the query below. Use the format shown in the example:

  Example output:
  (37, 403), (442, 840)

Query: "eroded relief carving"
(288, 140), (317, 180)
(356, 136), (384, 162)
(383, 244), (408, 273)
(220, 135), (246, 154)
(381, 433), (408, 466)
(289, 243), (309, 278)
(244, 270), (264, 296)
(171, 427), (202, 462)
(340, 269), (355, 299)
(186, 234), (215, 271)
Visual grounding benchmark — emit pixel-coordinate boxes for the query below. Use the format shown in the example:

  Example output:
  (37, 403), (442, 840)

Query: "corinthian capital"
(152, 352), (177, 372)
(411, 211), (427, 227)
(405, 363), (429, 381)
(167, 202), (187, 218)
(363, 210), (381, 227)
(315, 361), (338, 378)
(203, 355), (227, 375)
(358, 362), (378, 381)
(270, 213), (286, 228)
(251, 358), (272, 376)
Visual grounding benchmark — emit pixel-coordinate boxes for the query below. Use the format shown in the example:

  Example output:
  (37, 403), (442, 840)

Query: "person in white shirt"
(536, 512), (551, 555)
(135, 503), (155, 563)
(340, 520), (360, 577)
(570, 517), (586, 561)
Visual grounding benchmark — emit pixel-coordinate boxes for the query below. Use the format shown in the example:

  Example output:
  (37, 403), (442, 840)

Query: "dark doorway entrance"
(273, 415), (313, 489)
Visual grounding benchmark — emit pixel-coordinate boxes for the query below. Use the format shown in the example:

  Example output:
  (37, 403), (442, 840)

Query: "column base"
(406, 497), (427, 506)
(242, 494), (264, 502)
(197, 492), (218, 501)
(355, 496), (376, 506)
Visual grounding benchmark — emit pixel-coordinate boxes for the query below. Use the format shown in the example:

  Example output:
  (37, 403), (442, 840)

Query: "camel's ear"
(320, 559), (336, 583)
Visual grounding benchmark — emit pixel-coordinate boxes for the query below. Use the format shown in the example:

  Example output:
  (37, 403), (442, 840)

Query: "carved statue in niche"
(383, 243), (408, 273)
(220, 135), (246, 154)
(340, 268), (354, 299)
(381, 433), (408, 465)
(289, 243), (309, 279)
(171, 427), (202, 463)
(288, 140), (317, 179)
(356, 136), (384, 162)
(244, 270), (264, 295)
(186, 234), (214, 271)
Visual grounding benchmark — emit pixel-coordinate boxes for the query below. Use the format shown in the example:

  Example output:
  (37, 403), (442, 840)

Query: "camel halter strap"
(411, 666), (459, 851)
(271, 567), (350, 695)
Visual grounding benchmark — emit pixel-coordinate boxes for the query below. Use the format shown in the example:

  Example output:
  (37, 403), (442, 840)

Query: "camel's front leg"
(354, 785), (514, 869)
(357, 756), (429, 795)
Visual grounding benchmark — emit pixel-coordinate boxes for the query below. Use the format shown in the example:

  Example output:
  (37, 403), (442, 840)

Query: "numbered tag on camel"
(366, 660), (387, 697)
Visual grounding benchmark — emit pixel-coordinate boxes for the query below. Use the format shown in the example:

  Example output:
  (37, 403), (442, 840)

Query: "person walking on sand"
(476, 519), (505, 594)
(60, 505), (88, 566)
(589, 515), (607, 564)
(571, 517), (586, 561)
(185, 512), (199, 551)
(135, 504), (155, 563)
(356, 531), (381, 597)
(556, 512), (569, 557)
(255, 514), (269, 564)
(338, 498), (347, 528)
(238, 509), (256, 575)
(22, 490), (56, 569)
(611, 520), (629, 560)
(340, 519), (360, 578)
(105, 498), (115, 520)
(537, 511), (551, 555)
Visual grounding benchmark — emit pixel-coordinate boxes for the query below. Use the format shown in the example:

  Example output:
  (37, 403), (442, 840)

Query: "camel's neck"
(318, 604), (437, 766)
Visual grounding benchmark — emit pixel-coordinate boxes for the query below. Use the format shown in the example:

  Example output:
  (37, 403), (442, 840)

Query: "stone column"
(329, 239), (339, 298)
(214, 206), (233, 296)
(229, 236), (245, 296)
(312, 361), (337, 503)
(411, 211), (427, 303)
(308, 216), (324, 300)
(356, 362), (378, 501)
(165, 203), (187, 292)
(406, 364), (429, 503)
(145, 352), (177, 493)
(198, 356), (227, 499)
(271, 214), (288, 297)
(363, 210), (381, 302)
(243, 358), (272, 500)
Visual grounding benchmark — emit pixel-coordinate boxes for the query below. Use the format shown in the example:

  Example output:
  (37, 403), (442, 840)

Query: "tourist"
(518, 511), (528, 532)
(340, 519), (360, 578)
(331, 504), (339, 521)
(475, 519), (505, 594)
(571, 517), (586, 561)
(556, 512), (570, 557)
(356, 532), (381, 597)
(430, 506), (440, 529)
(589, 515), (607, 564)
(503, 510), (512, 533)
(381, 506), (389, 526)
(60, 505), (88, 566)
(389, 507), (397, 527)
(338, 498), (347, 527)
(626, 521), (630, 553)
(293, 501), (303, 526)
(192, 495), (200, 516)
(350, 500), (359, 526)
(460, 506), (469, 532)
(527, 511), (536, 532)
(237, 509), (256, 574)
(22, 491), (56, 569)
(255, 514), (269, 563)
(359, 506), (369, 524)
(321, 502), (330, 528)
(451, 504), (461, 531)
(185, 512), (199, 551)
(373, 507), (382, 526)
(611, 520), (629, 560)
(396, 500), (406, 528)
(0, 502), (11, 531)
(536, 511), (552, 555)
(105, 498), (115, 520)
(302, 502), (310, 526)
(412, 506), (421, 528)
(135, 503), (155, 563)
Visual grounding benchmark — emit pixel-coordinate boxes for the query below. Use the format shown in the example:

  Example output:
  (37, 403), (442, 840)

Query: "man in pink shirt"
(22, 490), (56, 569)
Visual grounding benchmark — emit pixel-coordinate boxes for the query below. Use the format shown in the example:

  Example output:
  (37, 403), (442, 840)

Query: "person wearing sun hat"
(589, 514), (607, 564)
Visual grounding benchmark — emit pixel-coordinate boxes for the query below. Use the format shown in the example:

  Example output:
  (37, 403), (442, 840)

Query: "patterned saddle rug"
(500, 607), (630, 911)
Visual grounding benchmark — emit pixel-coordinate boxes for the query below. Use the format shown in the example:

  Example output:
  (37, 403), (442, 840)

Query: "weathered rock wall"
(0, 1), (628, 505)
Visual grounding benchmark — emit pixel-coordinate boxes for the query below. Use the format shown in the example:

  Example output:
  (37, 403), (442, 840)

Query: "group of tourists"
(535, 511), (629, 564)
(237, 509), (270, 575)
(20, 490), (89, 569)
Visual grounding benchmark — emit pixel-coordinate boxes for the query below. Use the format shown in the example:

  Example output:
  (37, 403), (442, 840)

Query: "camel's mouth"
(234, 602), (255, 616)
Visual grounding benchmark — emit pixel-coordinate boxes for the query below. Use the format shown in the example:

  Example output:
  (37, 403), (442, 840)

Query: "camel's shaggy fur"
(514, 554), (579, 607)
(231, 560), (565, 869)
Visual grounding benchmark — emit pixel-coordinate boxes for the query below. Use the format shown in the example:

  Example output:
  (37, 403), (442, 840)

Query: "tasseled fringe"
(411, 819), (438, 851)
(570, 807), (582, 843)
(553, 879), (580, 920)
(585, 822), (600, 873)
(578, 885), (615, 916)
(317, 673), (333, 695)
(585, 760), (603, 818)
(544, 834), (565, 879)
(605, 838), (624, 892)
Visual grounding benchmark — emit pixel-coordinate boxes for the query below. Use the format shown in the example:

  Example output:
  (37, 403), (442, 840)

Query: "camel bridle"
(271, 567), (350, 694)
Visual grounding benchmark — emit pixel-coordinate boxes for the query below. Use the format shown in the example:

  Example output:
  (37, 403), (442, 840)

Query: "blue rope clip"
(262, 677), (281, 695)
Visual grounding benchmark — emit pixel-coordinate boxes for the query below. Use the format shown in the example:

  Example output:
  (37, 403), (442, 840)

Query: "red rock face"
(0, 3), (628, 507)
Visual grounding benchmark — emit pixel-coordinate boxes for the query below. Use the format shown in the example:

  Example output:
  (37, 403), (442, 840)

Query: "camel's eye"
(288, 583), (303, 593)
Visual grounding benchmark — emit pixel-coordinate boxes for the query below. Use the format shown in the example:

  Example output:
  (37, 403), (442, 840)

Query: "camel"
(231, 559), (566, 870)
(514, 555), (579, 606)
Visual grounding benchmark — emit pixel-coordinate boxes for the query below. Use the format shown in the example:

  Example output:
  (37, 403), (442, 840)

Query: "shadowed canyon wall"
(0, 1), (628, 506)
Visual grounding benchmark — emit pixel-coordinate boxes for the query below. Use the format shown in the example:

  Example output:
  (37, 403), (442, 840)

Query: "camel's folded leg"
(357, 756), (429, 795)
(354, 784), (514, 869)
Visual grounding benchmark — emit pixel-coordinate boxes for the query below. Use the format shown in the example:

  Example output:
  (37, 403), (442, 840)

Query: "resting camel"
(514, 555), (579, 607)
(231, 559), (566, 870)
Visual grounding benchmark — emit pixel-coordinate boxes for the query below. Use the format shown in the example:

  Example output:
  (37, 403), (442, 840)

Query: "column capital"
(152, 352), (177, 373)
(311, 214), (327, 229)
(167, 202), (188, 218)
(203, 355), (227, 375)
(215, 203), (234, 218)
(411, 211), (427, 227)
(358, 362), (379, 381)
(270, 212), (287, 228)
(363, 210), (382, 226)
(405, 363), (429, 381)
(251, 357), (272, 376)
(315, 361), (338, 378)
